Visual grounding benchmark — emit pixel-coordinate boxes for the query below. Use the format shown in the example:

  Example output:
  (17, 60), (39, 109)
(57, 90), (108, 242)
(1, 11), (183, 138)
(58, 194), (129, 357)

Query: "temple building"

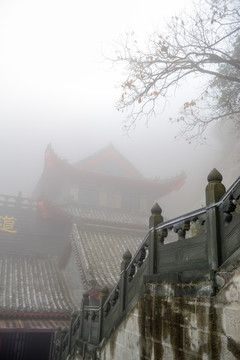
(33, 144), (186, 303)
(0, 144), (185, 358)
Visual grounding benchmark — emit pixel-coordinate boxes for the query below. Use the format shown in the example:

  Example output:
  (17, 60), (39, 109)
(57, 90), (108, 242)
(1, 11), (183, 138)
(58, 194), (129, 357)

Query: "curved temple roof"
(33, 144), (186, 201)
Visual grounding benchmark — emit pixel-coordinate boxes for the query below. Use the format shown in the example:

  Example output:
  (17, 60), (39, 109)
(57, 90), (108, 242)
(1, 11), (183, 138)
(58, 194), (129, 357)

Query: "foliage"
(113, 0), (240, 142)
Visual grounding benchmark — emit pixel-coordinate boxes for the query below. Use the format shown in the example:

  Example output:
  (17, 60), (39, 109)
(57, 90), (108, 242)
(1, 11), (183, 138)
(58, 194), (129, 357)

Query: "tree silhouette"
(113, 0), (240, 142)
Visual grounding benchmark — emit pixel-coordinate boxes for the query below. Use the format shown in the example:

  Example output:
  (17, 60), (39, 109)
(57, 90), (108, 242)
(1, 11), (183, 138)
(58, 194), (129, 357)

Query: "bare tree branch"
(112, 0), (240, 141)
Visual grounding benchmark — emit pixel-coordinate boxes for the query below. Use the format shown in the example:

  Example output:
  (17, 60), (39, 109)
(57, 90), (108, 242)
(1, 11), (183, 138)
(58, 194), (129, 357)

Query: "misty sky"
(0, 0), (235, 217)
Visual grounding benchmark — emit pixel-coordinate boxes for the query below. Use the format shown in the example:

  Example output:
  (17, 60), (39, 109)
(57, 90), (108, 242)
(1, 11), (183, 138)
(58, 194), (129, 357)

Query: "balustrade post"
(52, 327), (62, 360)
(149, 203), (163, 275)
(120, 250), (132, 314)
(205, 168), (226, 270)
(61, 327), (68, 359)
(98, 286), (109, 344)
(80, 292), (89, 340)
(69, 311), (78, 356)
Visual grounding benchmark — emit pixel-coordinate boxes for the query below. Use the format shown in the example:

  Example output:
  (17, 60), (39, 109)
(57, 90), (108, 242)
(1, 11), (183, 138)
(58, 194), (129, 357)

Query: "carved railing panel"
(70, 313), (81, 353)
(155, 210), (207, 272)
(124, 233), (150, 308)
(157, 235), (208, 273)
(61, 331), (70, 360)
(102, 282), (121, 338)
(125, 255), (149, 311)
(82, 308), (91, 342)
(126, 235), (150, 283)
(219, 177), (240, 263)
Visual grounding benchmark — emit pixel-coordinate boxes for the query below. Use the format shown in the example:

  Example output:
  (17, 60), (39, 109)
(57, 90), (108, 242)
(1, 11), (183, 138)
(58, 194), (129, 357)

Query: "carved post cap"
(207, 168), (223, 182)
(151, 202), (162, 215)
(122, 249), (132, 261)
(206, 168), (226, 206)
(149, 202), (163, 228)
(121, 249), (132, 271)
(82, 292), (89, 307)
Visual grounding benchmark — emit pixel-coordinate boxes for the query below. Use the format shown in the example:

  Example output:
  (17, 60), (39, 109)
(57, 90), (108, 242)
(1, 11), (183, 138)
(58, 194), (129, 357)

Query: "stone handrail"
(51, 312), (81, 360)
(70, 170), (240, 359)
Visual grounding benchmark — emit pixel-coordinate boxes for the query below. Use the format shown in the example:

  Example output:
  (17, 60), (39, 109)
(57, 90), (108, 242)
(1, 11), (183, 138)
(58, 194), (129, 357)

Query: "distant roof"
(33, 144), (186, 200)
(74, 144), (143, 178)
(70, 223), (146, 292)
(0, 253), (77, 319)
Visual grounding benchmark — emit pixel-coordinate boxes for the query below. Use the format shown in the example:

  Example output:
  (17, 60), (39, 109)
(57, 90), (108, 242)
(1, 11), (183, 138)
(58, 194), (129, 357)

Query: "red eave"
(46, 154), (186, 193)
(38, 200), (73, 222)
(0, 315), (72, 331)
(38, 145), (186, 198)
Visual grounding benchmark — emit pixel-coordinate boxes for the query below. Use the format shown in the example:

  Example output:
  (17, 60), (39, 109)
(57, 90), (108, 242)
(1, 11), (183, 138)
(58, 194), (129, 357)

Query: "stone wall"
(98, 267), (240, 360)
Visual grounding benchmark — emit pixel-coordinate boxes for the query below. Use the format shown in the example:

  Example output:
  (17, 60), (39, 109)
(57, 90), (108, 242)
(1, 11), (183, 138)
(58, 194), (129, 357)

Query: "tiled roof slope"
(0, 254), (78, 317)
(71, 224), (146, 291)
(62, 204), (148, 228)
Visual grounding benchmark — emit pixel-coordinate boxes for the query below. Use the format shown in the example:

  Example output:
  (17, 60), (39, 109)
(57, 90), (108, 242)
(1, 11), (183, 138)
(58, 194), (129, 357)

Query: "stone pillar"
(120, 250), (132, 314)
(149, 202), (163, 229)
(206, 168), (226, 206)
(69, 311), (78, 355)
(205, 169), (226, 270)
(53, 327), (62, 360)
(100, 286), (109, 307)
(98, 286), (109, 343)
(149, 203), (163, 275)
(79, 292), (89, 340)
(82, 292), (89, 307)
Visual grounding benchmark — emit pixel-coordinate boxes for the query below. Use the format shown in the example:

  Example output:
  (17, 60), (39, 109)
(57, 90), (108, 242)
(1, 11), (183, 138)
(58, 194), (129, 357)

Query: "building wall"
(98, 267), (240, 360)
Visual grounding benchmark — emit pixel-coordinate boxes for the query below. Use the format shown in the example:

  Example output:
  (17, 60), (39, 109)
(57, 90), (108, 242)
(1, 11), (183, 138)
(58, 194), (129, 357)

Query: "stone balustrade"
(53, 169), (240, 359)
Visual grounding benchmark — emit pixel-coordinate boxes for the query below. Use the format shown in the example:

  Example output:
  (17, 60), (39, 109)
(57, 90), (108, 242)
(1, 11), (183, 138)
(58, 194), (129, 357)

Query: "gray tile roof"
(0, 254), (78, 317)
(71, 224), (146, 291)
(62, 204), (148, 228)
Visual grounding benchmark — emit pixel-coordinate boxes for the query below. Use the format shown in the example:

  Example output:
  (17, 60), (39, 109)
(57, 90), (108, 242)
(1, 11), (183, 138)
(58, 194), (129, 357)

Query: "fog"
(0, 0), (238, 218)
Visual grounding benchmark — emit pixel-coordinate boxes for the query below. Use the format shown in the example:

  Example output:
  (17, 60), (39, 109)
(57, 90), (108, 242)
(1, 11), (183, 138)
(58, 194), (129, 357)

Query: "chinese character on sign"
(0, 216), (17, 233)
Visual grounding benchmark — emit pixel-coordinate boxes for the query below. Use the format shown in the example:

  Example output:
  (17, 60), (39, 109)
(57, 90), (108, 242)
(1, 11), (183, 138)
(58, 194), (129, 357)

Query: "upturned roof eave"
(37, 145), (186, 197)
